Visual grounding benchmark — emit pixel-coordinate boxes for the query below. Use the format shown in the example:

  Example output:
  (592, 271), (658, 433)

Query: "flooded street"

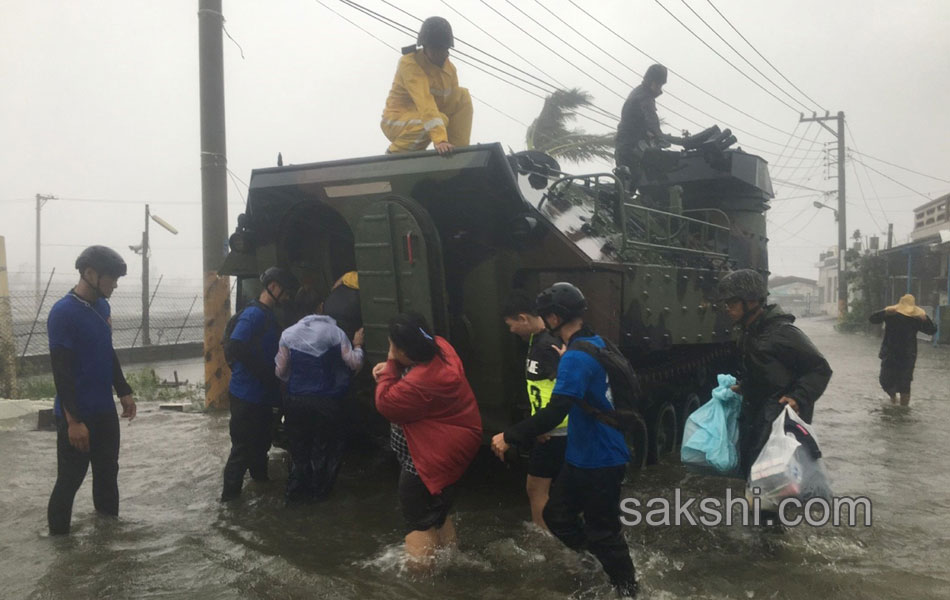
(2, 317), (949, 599)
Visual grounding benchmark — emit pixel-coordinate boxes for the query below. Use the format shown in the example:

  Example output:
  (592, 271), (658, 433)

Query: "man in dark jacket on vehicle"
(718, 269), (832, 477)
(221, 266), (297, 501)
(615, 63), (668, 191)
(869, 294), (937, 406)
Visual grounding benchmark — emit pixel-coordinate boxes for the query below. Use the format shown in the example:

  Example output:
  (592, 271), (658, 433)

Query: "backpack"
(570, 338), (645, 432)
(222, 301), (269, 366)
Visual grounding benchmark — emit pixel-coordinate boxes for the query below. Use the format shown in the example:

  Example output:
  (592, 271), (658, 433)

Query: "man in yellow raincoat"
(381, 16), (472, 155)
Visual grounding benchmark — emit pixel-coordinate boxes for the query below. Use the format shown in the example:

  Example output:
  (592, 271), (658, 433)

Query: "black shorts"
(527, 434), (568, 479)
(398, 469), (457, 533)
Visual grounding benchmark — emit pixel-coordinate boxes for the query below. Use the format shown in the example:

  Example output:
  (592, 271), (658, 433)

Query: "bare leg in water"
(404, 517), (456, 575)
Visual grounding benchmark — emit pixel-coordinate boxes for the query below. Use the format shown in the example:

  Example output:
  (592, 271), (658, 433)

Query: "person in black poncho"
(869, 294), (937, 406)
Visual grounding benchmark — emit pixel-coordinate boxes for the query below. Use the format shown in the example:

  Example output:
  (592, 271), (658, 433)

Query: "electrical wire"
(653, 0), (801, 112)
(846, 148), (950, 184)
(704, 0), (826, 111)
(678, 0), (813, 112)
(565, 0), (821, 147)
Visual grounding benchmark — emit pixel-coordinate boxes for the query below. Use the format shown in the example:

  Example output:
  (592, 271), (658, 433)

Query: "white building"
(815, 247), (839, 316)
(912, 194), (950, 242)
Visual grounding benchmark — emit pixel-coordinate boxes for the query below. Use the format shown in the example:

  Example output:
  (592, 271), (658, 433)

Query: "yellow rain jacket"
(381, 49), (472, 153)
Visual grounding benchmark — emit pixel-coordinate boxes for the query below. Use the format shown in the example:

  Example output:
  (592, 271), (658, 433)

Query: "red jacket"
(375, 337), (482, 494)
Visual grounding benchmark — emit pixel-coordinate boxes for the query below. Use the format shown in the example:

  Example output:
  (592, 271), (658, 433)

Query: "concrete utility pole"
(35, 194), (56, 309)
(800, 111), (847, 317)
(198, 0), (231, 408)
(142, 205), (151, 345)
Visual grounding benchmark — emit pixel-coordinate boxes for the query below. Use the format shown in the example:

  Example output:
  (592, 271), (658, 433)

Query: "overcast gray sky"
(2, 0), (948, 289)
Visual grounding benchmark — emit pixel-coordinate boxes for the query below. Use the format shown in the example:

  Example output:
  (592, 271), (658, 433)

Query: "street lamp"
(129, 204), (178, 345)
(813, 200), (838, 221)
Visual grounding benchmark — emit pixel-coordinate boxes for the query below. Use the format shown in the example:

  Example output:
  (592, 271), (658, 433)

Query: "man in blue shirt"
(221, 267), (297, 501)
(47, 246), (136, 535)
(492, 283), (637, 598)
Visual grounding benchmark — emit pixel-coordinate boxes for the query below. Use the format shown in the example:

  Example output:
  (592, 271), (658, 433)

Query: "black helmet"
(717, 269), (767, 303)
(536, 282), (587, 321)
(260, 267), (298, 292)
(75, 245), (127, 278)
(417, 16), (454, 49)
(644, 63), (668, 85)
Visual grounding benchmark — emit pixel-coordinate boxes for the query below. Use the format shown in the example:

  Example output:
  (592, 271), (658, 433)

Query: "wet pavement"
(1, 317), (948, 599)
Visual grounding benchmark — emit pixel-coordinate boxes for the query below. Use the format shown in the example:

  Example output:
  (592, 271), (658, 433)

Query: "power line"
(319, 0), (596, 128)
(677, 0), (813, 112)
(653, 0), (801, 113)
(703, 0), (826, 111)
(850, 157), (935, 202)
(844, 125), (889, 231)
(335, 0), (618, 129)
(564, 0), (820, 147)
(846, 148), (950, 184)
(529, 0), (820, 154)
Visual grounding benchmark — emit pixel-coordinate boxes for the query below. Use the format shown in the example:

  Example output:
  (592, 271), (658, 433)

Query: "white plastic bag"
(748, 405), (832, 506)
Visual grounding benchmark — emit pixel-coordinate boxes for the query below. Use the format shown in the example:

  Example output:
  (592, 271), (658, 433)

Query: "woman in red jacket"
(373, 312), (482, 571)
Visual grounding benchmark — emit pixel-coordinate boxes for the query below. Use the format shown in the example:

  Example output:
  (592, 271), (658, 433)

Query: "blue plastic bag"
(680, 374), (742, 475)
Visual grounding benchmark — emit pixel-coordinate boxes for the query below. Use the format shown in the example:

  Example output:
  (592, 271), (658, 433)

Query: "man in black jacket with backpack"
(491, 282), (638, 598)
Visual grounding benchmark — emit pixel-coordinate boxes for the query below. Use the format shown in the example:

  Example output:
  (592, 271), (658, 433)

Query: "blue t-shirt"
(47, 293), (116, 420)
(228, 304), (281, 404)
(554, 334), (631, 468)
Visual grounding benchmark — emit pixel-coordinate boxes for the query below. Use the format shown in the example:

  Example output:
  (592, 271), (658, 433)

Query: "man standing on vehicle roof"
(221, 266), (298, 502)
(501, 291), (567, 531)
(381, 16), (473, 156)
(717, 269), (832, 478)
(47, 246), (136, 535)
(491, 283), (638, 598)
(615, 63), (668, 191)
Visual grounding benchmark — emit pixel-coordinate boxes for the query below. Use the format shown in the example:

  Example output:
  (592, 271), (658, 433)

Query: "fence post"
(21, 268), (56, 360)
(174, 294), (200, 346)
(131, 274), (163, 348)
(0, 237), (17, 397)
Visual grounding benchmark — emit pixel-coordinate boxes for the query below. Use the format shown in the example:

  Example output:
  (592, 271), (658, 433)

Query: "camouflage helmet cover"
(717, 269), (767, 303)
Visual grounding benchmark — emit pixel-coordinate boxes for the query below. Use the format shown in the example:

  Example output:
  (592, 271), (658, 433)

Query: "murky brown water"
(2, 318), (949, 599)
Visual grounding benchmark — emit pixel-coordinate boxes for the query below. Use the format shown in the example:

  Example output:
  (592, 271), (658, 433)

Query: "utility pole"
(142, 205), (151, 346)
(887, 223), (893, 249)
(35, 194), (56, 309)
(800, 111), (846, 317)
(131, 204), (177, 347)
(198, 0), (231, 409)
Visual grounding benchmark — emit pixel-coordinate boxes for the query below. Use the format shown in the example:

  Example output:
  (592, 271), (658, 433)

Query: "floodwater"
(2, 318), (949, 599)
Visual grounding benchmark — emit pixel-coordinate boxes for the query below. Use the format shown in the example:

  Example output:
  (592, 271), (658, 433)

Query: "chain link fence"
(6, 271), (220, 358)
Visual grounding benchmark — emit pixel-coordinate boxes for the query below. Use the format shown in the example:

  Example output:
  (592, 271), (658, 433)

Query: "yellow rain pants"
(381, 50), (473, 153)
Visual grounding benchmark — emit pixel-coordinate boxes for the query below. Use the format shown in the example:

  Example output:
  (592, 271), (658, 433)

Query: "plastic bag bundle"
(680, 374), (742, 476)
(748, 405), (833, 506)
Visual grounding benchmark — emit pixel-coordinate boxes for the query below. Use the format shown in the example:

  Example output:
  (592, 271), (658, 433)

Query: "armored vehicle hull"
(221, 142), (772, 466)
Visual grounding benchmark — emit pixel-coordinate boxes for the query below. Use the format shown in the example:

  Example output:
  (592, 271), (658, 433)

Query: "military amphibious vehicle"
(220, 137), (772, 466)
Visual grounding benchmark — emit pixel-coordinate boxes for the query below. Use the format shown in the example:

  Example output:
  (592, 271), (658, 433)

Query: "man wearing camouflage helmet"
(381, 16), (473, 156)
(717, 269), (832, 477)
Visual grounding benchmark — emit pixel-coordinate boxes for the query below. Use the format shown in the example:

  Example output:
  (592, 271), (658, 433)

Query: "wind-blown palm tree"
(525, 88), (615, 163)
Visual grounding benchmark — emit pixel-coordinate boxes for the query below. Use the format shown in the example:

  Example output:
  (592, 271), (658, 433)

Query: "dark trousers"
(543, 464), (637, 592)
(284, 395), (346, 501)
(48, 410), (120, 535)
(222, 394), (274, 499)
